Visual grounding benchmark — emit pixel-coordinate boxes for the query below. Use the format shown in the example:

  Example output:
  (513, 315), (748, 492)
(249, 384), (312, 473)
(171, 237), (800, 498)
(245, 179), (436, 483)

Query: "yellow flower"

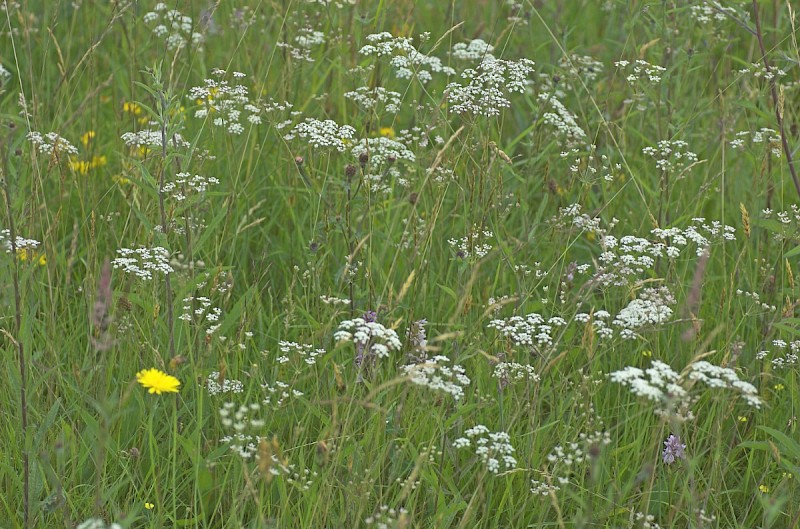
(642, 350), (652, 357)
(774, 383), (785, 391)
(136, 368), (181, 395)
(378, 127), (396, 139)
(16, 248), (46, 265)
(123, 101), (142, 115)
(759, 484), (770, 493)
(112, 174), (131, 185)
(737, 416), (747, 422)
(80, 131), (95, 146)
(69, 155), (107, 175)
(144, 502), (154, 510)
(69, 160), (89, 174)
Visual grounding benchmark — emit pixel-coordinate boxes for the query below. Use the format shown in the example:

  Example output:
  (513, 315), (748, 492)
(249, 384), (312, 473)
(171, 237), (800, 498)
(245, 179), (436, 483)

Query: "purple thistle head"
(662, 434), (686, 465)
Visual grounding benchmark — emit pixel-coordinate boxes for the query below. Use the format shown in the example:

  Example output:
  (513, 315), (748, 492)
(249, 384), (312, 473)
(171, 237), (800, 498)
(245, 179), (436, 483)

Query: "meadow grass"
(1, 0), (799, 527)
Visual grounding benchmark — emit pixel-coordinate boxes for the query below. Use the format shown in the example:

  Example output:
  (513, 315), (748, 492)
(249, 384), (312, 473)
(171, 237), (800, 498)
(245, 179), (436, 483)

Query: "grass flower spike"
(136, 368), (181, 395)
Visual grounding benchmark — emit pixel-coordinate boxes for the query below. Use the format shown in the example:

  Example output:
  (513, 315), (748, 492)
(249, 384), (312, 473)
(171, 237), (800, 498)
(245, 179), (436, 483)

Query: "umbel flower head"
(136, 368), (181, 395)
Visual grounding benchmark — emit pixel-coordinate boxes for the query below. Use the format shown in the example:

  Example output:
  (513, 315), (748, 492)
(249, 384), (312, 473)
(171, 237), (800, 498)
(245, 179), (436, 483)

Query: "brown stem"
(752, 0), (800, 199)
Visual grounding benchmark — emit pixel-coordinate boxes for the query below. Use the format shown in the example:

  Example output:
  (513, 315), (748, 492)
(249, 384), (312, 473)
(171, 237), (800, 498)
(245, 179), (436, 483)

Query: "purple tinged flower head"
(363, 310), (378, 323)
(662, 434), (686, 465)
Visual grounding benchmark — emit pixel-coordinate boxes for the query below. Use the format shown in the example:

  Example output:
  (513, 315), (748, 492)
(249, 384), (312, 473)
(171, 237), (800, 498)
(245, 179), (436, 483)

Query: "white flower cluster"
(642, 140), (699, 172)
(612, 287), (676, 340)
(448, 225), (494, 261)
(402, 355), (470, 401)
(284, 118), (356, 152)
(295, 27), (325, 47)
(276, 27), (326, 62)
(278, 340), (326, 365)
(690, 3), (747, 25)
(735, 289), (776, 312)
(738, 62), (787, 81)
(555, 203), (612, 236)
(539, 93), (587, 147)
(161, 172), (219, 201)
(206, 372), (244, 396)
(218, 403), (317, 488)
(730, 128), (782, 157)
(610, 359), (762, 411)
(615, 59), (667, 83)
(446, 56), (535, 117)
(609, 361), (686, 403)
(756, 339), (800, 369)
(530, 478), (560, 496)
(0, 63), (11, 85)
(574, 310), (615, 339)
(219, 402), (265, 455)
(178, 295), (222, 336)
(76, 519), (122, 529)
(488, 313), (568, 349)
(359, 32), (456, 83)
(334, 317), (402, 359)
(687, 361), (761, 408)
(492, 362), (540, 384)
(593, 221), (734, 287)
(305, 0), (356, 6)
(320, 295), (350, 306)
(0, 229), (40, 253)
(557, 54), (605, 86)
(759, 206), (800, 242)
(546, 430), (611, 485)
(365, 505), (409, 527)
(451, 39), (495, 61)
(142, 3), (204, 51)
(121, 129), (190, 150)
(189, 69), (261, 135)
(352, 136), (416, 167)
(452, 425), (517, 474)
(111, 246), (173, 280)
(261, 380), (303, 408)
(630, 512), (663, 529)
(27, 131), (78, 156)
(344, 86), (402, 114)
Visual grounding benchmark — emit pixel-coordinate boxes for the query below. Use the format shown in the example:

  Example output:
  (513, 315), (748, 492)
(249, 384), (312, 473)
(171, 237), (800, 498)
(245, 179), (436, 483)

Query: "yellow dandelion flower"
(80, 131), (96, 146)
(144, 502), (154, 510)
(38, 254), (47, 266)
(16, 248), (29, 261)
(378, 127), (396, 139)
(136, 368), (181, 395)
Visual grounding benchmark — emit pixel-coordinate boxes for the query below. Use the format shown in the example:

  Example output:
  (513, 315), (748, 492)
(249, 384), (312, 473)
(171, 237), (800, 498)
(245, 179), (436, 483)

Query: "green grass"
(1, 0), (799, 527)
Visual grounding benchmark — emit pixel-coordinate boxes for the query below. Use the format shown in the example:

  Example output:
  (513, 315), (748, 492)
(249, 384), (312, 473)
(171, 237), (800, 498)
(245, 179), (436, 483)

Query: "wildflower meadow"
(2, 1), (800, 527)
